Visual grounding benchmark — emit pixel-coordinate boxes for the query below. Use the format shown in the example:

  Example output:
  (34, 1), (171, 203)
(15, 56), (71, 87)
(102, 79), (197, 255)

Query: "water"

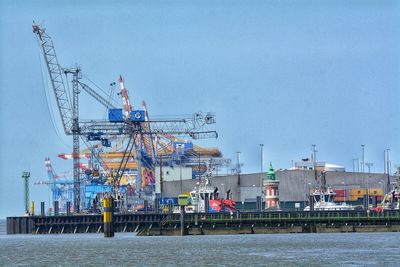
(1, 219), (399, 266)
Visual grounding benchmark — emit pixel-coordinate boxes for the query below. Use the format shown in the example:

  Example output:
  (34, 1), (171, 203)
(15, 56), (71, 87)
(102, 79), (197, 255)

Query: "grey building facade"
(162, 170), (397, 208)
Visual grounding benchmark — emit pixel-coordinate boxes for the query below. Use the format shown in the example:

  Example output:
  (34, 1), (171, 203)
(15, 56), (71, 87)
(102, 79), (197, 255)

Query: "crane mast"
(71, 69), (81, 212)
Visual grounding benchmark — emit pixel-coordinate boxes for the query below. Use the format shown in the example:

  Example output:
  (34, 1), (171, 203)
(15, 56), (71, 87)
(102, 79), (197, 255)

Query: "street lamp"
(179, 155), (183, 194)
(365, 162), (373, 208)
(352, 159), (359, 172)
(260, 144), (264, 197)
(361, 145), (365, 185)
(341, 181), (346, 204)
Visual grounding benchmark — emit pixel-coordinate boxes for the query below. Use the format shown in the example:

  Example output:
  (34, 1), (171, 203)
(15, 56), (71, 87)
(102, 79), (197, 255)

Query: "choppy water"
(0, 219), (399, 266)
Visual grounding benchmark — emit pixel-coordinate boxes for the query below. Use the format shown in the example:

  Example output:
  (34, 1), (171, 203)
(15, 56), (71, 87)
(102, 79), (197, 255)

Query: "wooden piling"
(54, 201), (59, 216)
(31, 201), (35, 216)
(180, 206), (185, 236)
(66, 201), (71, 216)
(103, 197), (114, 237)
(40, 202), (45, 216)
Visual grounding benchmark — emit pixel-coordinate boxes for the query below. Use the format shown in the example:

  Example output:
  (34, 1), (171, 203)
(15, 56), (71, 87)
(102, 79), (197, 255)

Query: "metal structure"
(33, 23), (218, 212)
(22, 171), (30, 214)
(34, 158), (74, 212)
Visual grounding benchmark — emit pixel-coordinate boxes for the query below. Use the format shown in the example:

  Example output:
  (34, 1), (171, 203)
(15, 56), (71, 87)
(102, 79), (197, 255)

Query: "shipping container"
(335, 196), (346, 202)
(333, 189), (345, 197)
(159, 197), (178, 205)
(349, 195), (362, 201)
(350, 188), (367, 197)
(108, 108), (123, 122)
(368, 188), (383, 196)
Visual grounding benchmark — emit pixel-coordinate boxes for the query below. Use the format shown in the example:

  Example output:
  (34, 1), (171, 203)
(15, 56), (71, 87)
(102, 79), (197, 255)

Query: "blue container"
(173, 142), (193, 153)
(87, 132), (103, 141)
(130, 110), (145, 122)
(108, 108), (123, 122)
(159, 197), (178, 205)
(101, 139), (111, 147)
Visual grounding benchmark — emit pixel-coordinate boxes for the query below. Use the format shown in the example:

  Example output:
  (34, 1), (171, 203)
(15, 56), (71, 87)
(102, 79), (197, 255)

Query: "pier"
(7, 210), (400, 236)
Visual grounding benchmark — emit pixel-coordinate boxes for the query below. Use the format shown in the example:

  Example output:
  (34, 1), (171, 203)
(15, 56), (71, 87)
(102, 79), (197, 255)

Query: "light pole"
(361, 145), (366, 209)
(180, 156), (183, 194)
(352, 159), (358, 172)
(365, 162), (373, 174)
(236, 151), (242, 185)
(361, 145), (365, 187)
(385, 149), (391, 194)
(312, 144), (317, 165)
(260, 144), (264, 197)
(236, 151), (241, 175)
(341, 181), (346, 203)
(365, 162), (373, 208)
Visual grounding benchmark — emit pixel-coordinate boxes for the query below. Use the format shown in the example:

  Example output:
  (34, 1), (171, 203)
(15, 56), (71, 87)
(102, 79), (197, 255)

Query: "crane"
(118, 75), (132, 119)
(33, 23), (218, 212)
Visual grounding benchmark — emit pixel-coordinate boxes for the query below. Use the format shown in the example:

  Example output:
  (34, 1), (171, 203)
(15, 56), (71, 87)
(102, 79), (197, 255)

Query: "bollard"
(103, 197), (114, 237)
(154, 196), (160, 213)
(66, 201), (71, 216)
(180, 205), (185, 236)
(256, 196), (261, 212)
(54, 201), (59, 216)
(168, 202), (172, 214)
(31, 201), (35, 216)
(309, 195), (314, 211)
(41, 202), (45, 216)
(204, 194), (209, 213)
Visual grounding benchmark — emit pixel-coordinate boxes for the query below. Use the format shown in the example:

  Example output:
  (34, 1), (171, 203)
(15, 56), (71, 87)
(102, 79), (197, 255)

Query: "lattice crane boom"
(78, 82), (116, 109)
(33, 23), (73, 134)
(79, 113), (217, 138)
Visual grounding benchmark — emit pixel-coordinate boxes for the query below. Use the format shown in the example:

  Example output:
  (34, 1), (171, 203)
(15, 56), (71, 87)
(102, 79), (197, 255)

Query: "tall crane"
(33, 23), (218, 212)
(33, 23), (82, 212)
(118, 75), (132, 119)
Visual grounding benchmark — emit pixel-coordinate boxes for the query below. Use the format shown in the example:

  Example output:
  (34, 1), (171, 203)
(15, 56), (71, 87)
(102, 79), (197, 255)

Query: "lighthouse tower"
(263, 163), (280, 210)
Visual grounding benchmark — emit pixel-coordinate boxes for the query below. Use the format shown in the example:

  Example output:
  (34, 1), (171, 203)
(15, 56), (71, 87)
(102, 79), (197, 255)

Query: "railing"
(161, 210), (400, 225)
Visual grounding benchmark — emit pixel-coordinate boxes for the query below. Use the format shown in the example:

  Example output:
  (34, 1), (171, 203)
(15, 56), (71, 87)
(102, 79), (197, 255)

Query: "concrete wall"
(155, 166), (192, 193)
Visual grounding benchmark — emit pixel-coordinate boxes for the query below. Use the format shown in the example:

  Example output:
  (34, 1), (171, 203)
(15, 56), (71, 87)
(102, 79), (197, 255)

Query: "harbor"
(2, 1), (400, 266)
(5, 22), (400, 238)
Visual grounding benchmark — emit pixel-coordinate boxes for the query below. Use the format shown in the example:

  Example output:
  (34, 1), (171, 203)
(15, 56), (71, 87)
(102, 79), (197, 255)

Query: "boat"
(182, 178), (236, 213)
(304, 186), (354, 211)
(380, 187), (400, 210)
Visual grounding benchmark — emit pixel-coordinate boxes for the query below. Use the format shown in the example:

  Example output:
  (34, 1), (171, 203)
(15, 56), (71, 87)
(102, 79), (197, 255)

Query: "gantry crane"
(33, 23), (217, 212)
(34, 158), (74, 211)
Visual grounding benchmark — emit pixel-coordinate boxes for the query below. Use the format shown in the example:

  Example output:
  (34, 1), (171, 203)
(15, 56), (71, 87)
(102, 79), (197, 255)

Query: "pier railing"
(161, 210), (400, 225)
(8, 210), (400, 234)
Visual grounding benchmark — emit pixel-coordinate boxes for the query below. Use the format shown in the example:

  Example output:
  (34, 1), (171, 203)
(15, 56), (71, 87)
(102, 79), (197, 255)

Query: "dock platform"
(7, 210), (400, 236)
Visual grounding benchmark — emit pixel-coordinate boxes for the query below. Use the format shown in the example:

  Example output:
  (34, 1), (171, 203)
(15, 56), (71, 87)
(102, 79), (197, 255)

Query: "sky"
(0, 0), (399, 218)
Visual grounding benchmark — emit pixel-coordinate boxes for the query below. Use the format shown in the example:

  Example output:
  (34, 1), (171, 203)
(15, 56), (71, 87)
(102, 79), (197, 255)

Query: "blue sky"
(0, 0), (399, 218)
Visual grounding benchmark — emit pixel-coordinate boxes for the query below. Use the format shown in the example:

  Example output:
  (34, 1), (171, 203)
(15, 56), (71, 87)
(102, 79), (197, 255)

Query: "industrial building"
(162, 170), (396, 210)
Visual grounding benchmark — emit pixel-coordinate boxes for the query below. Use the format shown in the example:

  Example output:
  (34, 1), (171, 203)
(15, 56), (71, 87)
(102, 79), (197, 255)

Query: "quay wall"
(8, 210), (400, 236)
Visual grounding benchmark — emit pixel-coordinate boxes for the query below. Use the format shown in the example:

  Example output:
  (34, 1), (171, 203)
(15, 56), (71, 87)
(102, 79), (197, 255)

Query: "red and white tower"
(118, 75), (132, 119)
(263, 163), (280, 209)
